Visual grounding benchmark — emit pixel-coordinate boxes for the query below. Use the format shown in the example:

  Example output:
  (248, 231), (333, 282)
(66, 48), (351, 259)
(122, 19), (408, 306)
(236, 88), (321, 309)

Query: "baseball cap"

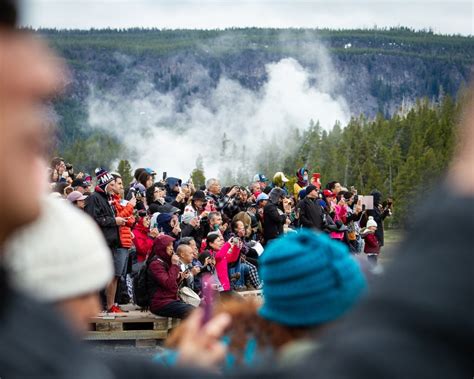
(253, 174), (268, 183)
(256, 193), (269, 203)
(67, 191), (88, 203)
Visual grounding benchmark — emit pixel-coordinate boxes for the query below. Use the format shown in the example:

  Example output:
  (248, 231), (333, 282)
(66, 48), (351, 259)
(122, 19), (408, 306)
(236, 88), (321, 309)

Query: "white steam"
(87, 52), (349, 181)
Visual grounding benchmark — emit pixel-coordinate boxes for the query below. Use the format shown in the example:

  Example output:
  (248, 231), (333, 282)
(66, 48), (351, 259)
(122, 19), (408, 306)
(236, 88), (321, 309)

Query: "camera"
(230, 237), (240, 245)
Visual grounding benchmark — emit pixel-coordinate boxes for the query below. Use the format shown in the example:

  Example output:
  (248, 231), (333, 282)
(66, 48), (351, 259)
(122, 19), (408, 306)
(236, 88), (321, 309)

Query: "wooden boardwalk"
(86, 290), (263, 346)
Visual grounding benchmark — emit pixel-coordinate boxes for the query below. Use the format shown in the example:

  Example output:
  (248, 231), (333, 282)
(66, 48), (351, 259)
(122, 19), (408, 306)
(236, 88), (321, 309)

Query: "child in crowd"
(362, 216), (380, 266)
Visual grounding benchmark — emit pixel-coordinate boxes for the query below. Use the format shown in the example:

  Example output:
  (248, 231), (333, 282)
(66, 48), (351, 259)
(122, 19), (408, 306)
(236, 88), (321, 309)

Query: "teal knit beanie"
(259, 229), (367, 326)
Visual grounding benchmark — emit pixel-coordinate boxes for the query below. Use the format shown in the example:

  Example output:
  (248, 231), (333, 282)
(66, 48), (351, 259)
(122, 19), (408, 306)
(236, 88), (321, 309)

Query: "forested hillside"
(36, 28), (473, 224)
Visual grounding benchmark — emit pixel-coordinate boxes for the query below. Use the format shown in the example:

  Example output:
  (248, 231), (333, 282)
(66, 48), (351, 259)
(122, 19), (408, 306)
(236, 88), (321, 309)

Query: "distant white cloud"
(21, 0), (473, 35)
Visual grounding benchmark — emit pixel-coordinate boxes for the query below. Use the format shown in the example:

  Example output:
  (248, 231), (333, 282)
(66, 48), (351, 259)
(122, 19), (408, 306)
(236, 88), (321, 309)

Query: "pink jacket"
(210, 242), (240, 291)
(330, 204), (347, 240)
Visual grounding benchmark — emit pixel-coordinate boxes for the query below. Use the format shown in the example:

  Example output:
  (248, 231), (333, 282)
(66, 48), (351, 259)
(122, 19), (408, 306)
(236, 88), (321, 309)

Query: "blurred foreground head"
(4, 197), (113, 333)
(260, 229), (367, 326)
(0, 0), (67, 246)
(449, 83), (474, 195)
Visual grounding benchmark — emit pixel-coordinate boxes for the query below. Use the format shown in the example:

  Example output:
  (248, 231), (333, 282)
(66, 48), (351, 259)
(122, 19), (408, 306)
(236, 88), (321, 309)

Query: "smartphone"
(162, 171), (167, 181)
(361, 195), (374, 210)
(201, 273), (214, 326)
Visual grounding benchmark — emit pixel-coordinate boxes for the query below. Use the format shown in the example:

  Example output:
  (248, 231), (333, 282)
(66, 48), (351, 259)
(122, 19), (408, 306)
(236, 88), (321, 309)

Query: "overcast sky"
(21, 0), (473, 35)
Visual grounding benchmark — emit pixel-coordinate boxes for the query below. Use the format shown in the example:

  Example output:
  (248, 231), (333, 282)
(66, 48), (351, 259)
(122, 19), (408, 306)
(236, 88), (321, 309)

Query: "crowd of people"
(1, 3), (473, 377)
(45, 158), (393, 319)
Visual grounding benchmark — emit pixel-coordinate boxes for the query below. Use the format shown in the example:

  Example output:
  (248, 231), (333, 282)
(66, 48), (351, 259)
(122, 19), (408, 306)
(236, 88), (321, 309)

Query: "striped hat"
(95, 168), (114, 190)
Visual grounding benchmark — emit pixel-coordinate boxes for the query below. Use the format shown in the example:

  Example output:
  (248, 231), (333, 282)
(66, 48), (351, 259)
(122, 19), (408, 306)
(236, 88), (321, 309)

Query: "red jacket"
(149, 235), (180, 313)
(364, 233), (380, 255)
(111, 194), (135, 248)
(133, 223), (153, 262)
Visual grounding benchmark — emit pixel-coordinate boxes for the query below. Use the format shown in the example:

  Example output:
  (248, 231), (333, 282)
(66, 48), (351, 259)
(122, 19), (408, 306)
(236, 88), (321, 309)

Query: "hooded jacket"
(298, 196), (323, 230)
(165, 177), (182, 203)
(84, 189), (119, 248)
(263, 188), (287, 244)
(133, 221), (153, 262)
(148, 235), (180, 313)
(364, 190), (390, 246)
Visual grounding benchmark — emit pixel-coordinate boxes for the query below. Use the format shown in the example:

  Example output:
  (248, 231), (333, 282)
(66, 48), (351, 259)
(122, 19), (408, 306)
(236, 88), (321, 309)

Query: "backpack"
(132, 262), (150, 308)
(132, 257), (162, 308)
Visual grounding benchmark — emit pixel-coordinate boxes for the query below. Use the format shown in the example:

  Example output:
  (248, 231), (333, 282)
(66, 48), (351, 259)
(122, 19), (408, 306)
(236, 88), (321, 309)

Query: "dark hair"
(343, 191), (353, 201)
(50, 157), (64, 169)
(138, 171), (152, 187)
(54, 182), (69, 195)
(133, 168), (146, 181)
(326, 181), (338, 191)
(206, 232), (221, 246)
(145, 183), (161, 206)
(179, 237), (195, 246)
(0, 0), (17, 27)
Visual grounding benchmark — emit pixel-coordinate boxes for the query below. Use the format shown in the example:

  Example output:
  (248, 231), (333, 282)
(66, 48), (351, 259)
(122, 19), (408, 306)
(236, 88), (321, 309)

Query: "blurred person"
(161, 229), (366, 369)
(66, 190), (87, 209)
(252, 174), (269, 193)
(4, 197), (113, 334)
(71, 178), (90, 194)
(326, 181), (342, 196)
(50, 157), (66, 183)
(272, 172), (289, 194)
(0, 5), (228, 377)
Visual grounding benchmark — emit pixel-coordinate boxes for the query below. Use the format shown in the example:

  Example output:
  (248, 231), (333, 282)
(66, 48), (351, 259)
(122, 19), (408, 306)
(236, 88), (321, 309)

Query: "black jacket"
(263, 202), (286, 244)
(85, 190), (119, 248)
(298, 196), (323, 230)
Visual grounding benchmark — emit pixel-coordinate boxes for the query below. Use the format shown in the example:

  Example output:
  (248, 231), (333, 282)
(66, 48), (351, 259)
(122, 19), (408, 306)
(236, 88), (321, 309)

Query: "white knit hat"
(4, 196), (113, 302)
(366, 216), (378, 228)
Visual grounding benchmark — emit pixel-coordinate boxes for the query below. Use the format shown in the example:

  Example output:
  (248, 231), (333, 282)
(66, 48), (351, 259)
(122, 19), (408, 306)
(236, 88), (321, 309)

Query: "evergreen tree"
(117, 159), (133, 186)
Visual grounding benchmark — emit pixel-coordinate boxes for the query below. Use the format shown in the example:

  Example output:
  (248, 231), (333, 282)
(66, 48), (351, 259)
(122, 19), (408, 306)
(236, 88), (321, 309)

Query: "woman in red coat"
(132, 216), (159, 263)
(148, 234), (195, 319)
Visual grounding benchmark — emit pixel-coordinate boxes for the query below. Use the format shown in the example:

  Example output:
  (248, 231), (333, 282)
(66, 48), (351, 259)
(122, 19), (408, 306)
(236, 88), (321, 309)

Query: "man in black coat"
(298, 185), (323, 230)
(263, 187), (288, 244)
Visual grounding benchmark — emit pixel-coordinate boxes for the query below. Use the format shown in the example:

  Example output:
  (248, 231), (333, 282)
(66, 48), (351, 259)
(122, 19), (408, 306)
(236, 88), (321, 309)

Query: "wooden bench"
(86, 305), (180, 347)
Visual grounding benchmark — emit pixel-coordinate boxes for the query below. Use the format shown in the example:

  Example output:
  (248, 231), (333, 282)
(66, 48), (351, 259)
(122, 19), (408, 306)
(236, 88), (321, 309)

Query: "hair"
(145, 183), (161, 206)
(231, 219), (244, 232)
(206, 232), (221, 246)
(0, 0), (17, 27)
(54, 182), (69, 196)
(64, 186), (74, 196)
(206, 178), (218, 190)
(343, 191), (354, 201)
(133, 168), (146, 181)
(208, 211), (221, 223)
(326, 181), (338, 191)
(179, 236), (195, 246)
(176, 244), (192, 257)
(336, 191), (347, 202)
(137, 171), (152, 187)
(50, 157), (64, 169)
(111, 172), (122, 181)
(166, 298), (317, 362)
